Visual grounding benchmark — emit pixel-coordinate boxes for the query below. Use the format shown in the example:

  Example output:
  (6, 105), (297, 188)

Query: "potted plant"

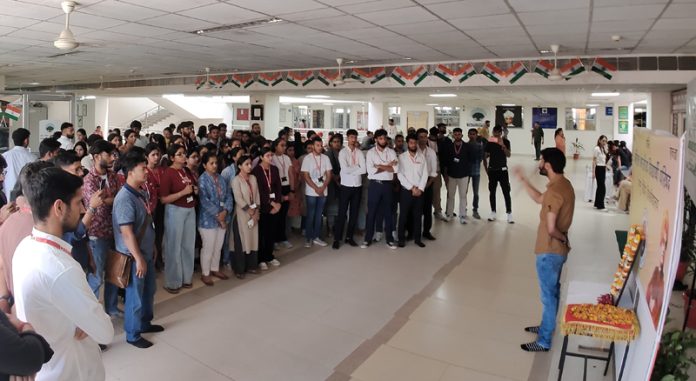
(571, 138), (584, 160)
(651, 328), (696, 380)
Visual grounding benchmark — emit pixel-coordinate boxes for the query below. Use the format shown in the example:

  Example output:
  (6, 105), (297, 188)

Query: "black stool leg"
(557, 335), (569, 381)
(603, 341), (615, 376)
(618, 343), (630, 381)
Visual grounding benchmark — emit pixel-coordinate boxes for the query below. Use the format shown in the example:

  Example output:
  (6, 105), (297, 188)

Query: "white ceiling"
(1, 0), (695, 87)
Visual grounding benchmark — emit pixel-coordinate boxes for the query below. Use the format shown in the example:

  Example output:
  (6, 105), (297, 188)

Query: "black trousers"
(364, 180), (394, 243)
(334, 185), (362, 241)
(421, 183), (434, 235)
(258, 212), (277, 263)
(398, 188), (424, 243)
(231, 215), (258, 274)
(594, 166), (606, 209)
(276, 185), (291, 243)
(534, 141), (542, 160)
(488, 169), (512, 214)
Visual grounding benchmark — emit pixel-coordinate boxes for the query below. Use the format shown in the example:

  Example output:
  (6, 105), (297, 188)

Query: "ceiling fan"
(332, 58), (363, 87)
(54, 1), (79, 50)
(548, 44), (563, 81)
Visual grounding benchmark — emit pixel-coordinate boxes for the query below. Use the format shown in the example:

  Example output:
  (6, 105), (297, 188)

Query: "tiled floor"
(103, 156), (630, 381)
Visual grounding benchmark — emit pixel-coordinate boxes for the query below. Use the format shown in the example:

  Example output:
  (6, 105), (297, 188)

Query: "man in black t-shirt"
(484, 126), (513, 224)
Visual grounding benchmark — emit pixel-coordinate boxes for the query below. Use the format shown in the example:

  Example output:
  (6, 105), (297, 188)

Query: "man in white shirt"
(57, 122), (75, 150)
(397, 134), (429, 248)
(13, 167), (114, 381)
(2, 128), (35, 199)
(271, 138), (294, 249)
(333, 129), (366, 249)
(417, 128), (439, 241)
(361, 129), (398, 249)
(301, 137), (332, 248)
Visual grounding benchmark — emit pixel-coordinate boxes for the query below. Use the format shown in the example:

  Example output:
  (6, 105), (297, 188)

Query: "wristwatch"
(87, 206), (97, 214)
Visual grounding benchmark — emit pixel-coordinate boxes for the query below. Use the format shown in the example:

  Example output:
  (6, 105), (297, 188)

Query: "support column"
(368, 101), (383, 132)
(250, 93), (280, 139)
(648, 91), (671, 134)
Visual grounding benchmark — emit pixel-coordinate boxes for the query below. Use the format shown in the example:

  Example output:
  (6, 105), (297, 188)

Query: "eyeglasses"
(1, 170), (6, 176)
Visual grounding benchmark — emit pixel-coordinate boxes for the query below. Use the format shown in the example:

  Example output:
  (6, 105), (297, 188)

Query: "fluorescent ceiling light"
(634, 99), (648, 104)
(323, 103), (334, 106)
(162, 94), (250, 103)
(586, 104), (599, 107)
(426, 103), (438, 106)
(192, 17), (283, 34)
(429, 93), (457, 98)
(307, 95), (330, 99)
(279, 96), (361, 104)
(591, 92), (620, 97)
(501, 103), (516, 106)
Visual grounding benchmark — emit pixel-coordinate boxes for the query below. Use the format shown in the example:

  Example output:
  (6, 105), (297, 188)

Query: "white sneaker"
(360, 241), (370, 249)
(507, 213), (514, 224)
(488, 212), (497, 222)
(386, 241), (397, 250)
(459, 216), (467, 225)
(259, 262), (269, 271)
(269, 259), (280, 267)
(435, 212), (448, 221)
(313, 238), (328, 247)
(304, 240), (312, 248)
(374, 232), (383, 242)
(281, 241), (293, 249)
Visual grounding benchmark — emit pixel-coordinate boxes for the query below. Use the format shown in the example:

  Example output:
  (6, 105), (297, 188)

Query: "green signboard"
(619, 120), (629, 134)
(618, 106), (629, 120)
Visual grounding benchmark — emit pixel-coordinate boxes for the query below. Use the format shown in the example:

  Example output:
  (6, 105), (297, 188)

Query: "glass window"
(434, 106), (460, 127)
(565, 107), (597, 131)
(333, 107), (351, 130)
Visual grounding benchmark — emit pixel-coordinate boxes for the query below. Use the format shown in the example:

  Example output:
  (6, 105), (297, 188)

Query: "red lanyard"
(312, 154), (322, 174)
(262, 166), (272, 190)
(177, 169), (191, 185)
(146, 167), (161, 185)
(454, 141), (462, 155)
(31, 236), (71, 256)
(408, 151), (419, 164)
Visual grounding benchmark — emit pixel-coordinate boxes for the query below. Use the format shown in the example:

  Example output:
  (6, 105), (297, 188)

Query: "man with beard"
(12, 167), (114, 380)
(57, 122), (75, 150)
(333, 129), (366, 249)
(251, 123), (266, 146)
(82, 140), (122, 317)
(178, 122), (197, 151)
(361, 129), (398, 249)
(513, 148), (575, 352)
(397, 134), (428, 248)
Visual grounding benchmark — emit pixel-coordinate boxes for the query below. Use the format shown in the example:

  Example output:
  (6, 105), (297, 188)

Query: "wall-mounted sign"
(605, 106), (613, 116)
(618, 120), (629, 134)
(618, 106), (629, 120)
(250, 104), (264, 121)
(236, 108), (249, 121)
(532, 107), (557, 129)
(495, 105), (523, 128)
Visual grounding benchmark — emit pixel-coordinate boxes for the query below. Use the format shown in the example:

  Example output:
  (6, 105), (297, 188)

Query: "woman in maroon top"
(144, 143), (165, 270)
(159, 144), (198, 294)
(251, 147), (283, 270)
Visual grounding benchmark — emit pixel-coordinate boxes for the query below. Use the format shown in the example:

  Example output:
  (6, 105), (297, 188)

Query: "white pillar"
(368, 101), (383, 132)
(647, 91), (671, 134)
(250, 93), (280, 139)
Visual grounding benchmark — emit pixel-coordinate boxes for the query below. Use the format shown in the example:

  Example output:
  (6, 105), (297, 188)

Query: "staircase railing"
(119, 105), (166, 128)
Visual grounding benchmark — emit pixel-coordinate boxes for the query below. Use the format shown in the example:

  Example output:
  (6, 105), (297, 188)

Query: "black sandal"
(521, 342), (549, 352)
(524, 326), (539, 334)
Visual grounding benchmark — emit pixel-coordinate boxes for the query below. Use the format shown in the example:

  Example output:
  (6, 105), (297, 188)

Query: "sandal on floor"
(521, 342), (549, 352)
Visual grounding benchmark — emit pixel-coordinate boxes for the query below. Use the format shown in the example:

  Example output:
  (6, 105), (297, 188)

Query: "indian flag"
(458, 63), (476, 83)
(317, 69), (340, 85)
(534, 60), (554, 78)
(507, 62), (527, 84)
(591, 58), (616, 80)
(211, 75), (228, 88)
(481, 62), (506, 83)
(230, 74), (254, 88)
(434, 64), (454, 83)
(4, 104), (20, 121)
(352, 67), (386, 84)
(287, 71), (314, 86)
(561, 58), (585, 79)
(390, 66), (428, 86)
(258, 72), (282, 87)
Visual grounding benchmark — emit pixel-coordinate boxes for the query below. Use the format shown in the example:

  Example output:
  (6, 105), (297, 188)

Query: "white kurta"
(13, 229), (114, 381)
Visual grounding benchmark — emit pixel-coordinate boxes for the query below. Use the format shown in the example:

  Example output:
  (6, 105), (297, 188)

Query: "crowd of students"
(0, 118), (518, 380)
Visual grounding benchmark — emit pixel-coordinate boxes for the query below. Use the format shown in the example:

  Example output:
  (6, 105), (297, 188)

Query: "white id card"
(219, 201), (225, 207)
(250, 203), (257, 209)
(247, 219), (255, 228)
(453, 158), (460, 163)
(186, 196), (194, 203)
(269, 193), (276, 199)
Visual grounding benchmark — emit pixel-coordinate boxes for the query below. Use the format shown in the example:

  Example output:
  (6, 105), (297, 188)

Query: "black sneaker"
(520, 342), (548, 352)
(142, 324), (165, 334)
(398, 241), (405, 248)
(345, 238), (358, 247)
(524, 326), (539, 334)
(332, 241), (340, 250)
(415, 241), (426, 248)
(128, 337), (154, 349)
(422, 233), (436, 241)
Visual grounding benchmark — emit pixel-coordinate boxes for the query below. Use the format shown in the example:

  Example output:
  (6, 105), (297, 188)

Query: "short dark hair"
(11, 128), (30, 146)
(74, 141), (87, 153)
(25, 167), (83, 223)
(452, 127), (463, 134)
(416, 128), (428, 136)
(14, 161), (54, 201)
(540, 148), (566, 174)
(130, 120), (142, 130)
(346, 129), (358, 137)
(167, 143), (184, 159)
(53, 150), (80, 168)
(406, 133), (418, 143)
(39, 138), (61, 158)
(395, 134), (404, 140)
(259, 147), (273, 157)
(493, 125), (503, 133)
(219, 123), (227, 129)
(86, 134), (102, 147)
(163, 126), (174, 133)
(555, 128), (563, 137)
(311, 136), (323, 144)
(374, 129), (388, 139)
(436, 123), (447, 129)
(60, 122), (73, 131)
(209, 125), (220, 132)
(89, 139), (116, 156)
(107, 133), (121, 144)
(0, 155), (6, 170)
(77, 128), (86, 136)
(120, 147), (147, 177)
(123, 129), (136, 139)
(429, 127), (439, 136)
(144, 142), (161, 157)
(201, 151), (217, 166)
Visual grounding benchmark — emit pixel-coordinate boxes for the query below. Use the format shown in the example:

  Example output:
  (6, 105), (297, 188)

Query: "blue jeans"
(536, 254), (567, 348)
(124, 258), (156, 342)
(305, 195), (326, 241)
(163, 204), (196, 289)
(87, 237), (119, 314)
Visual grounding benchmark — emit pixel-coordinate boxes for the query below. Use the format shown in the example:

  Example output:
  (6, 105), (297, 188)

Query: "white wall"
(44, 101), (71, 124)
(95, 97), (158, 129)
(648, 91), (671, 133)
